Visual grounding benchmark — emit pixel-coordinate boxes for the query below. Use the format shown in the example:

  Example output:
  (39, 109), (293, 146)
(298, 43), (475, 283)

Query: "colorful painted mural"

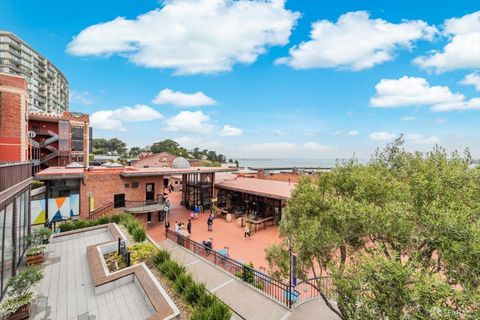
(31, 194), (80, 223)
(31, 199), (46, 225)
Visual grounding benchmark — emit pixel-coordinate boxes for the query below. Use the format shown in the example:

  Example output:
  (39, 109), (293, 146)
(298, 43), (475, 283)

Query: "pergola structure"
(182, 172), (215, 210)
(215, 178), (294, 223)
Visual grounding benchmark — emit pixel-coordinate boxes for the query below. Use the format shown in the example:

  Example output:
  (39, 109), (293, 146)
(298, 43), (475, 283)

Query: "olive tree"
(266, 137), (480, 319)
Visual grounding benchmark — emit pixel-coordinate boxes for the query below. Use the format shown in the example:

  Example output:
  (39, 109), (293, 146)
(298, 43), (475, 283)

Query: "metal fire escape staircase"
(37, 130), (59, 165)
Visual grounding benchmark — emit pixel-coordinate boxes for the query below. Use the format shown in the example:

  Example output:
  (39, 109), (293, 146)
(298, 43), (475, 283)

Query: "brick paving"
(148, 191), (282, 270)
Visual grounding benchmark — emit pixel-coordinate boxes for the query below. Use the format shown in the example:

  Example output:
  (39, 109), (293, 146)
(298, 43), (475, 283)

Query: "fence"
(166, 229), (296, 308)
(294, 276), (335, 305)
(0, 162), (31, 192)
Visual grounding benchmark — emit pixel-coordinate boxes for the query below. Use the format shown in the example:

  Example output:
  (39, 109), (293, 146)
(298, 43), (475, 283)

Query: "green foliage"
(96, 215), (111, 225)
(129, 242), (157, 264)
(110, 214), (122, 224)
(132, 227), (147, 242)
(174, 272), (194, 295)
(159, 260), (186, 282)
(26, 246), (45, 256)
(7, 266), (43, 297)
(267, 138), (480, 319)
(73, 220), (88, 229)
(92, 138), (127, 156)
(150, 139), (189, 157)
(190, 300), (232, 320)
(31, 179), (44, 189)
(184, 281), (206, 305)
(0, 292), (36, 316)
(59, 222), (75, 232)
(152, 250), (171, 267)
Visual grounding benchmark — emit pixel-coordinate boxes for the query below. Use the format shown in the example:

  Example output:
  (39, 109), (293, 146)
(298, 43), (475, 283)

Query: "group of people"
(165, 219), (192, 235)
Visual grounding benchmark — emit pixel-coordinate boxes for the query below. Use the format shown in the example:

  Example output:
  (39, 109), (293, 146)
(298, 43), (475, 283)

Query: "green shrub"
(97, 215), (111, 225)
(31, 179), (44, 190)
(152, 250), (170, 267)
(73, 220), (88, 229)
(132, 227), (146, 242)
(159, 260), (186, 282)
(184, 282), (206, 305)
(59, 222), (74, 232)
(129, 242), (157, 264)
(174, 272), (194, 295)
(197, 291), (217, 309)
(206, 300), (232, 320)
(190, 301), (232, 320)
(110, 214), (121, 224)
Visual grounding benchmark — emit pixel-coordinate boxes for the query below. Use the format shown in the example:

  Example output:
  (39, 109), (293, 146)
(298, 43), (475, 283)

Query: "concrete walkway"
(157, 239), (340, 320)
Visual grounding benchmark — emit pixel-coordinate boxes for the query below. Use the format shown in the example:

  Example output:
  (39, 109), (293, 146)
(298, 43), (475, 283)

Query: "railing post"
(118, 237), (121, 255)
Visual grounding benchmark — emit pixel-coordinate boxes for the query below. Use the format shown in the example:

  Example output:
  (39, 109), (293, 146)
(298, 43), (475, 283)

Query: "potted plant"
(0, 266), (43, 320)
(36, 227), (52, 244)
(25, 246), (45, 266)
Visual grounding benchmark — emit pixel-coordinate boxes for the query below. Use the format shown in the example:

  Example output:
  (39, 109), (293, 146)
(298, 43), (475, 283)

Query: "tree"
(128, 147), (142, 158)
(92, 138), (126, 155)
(150, 139), (189, 157)
(266, 138), (480, 319)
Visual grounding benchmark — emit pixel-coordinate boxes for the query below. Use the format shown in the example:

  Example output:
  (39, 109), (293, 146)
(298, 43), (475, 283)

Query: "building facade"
(0, 162), (32, 299)
(0, 31), (69, 114)
(29, 112), (91, 169)
(0, 73), (30, 162)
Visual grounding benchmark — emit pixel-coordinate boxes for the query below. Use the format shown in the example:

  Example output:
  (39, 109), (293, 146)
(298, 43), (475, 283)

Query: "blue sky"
(2, 0), (480, 159)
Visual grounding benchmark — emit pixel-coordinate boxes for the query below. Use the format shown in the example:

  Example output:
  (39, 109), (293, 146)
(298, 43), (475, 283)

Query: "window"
(131, 182), (139, 188)
(124, 184), (130, 188)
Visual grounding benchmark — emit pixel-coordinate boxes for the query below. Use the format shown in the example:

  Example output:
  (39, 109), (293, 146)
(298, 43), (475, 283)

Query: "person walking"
(244, 224), (251, 239)
(207, 214), (213, 232)
(174, 221), (179, 233)
(165, 220), (170, 233)
(187, 219), (192, 235)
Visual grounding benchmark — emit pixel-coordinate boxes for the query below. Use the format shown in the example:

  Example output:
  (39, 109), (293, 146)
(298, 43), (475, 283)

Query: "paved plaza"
(148, 191), (282, 270)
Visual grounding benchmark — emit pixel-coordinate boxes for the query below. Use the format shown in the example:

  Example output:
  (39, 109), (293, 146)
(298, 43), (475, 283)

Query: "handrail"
(89, 201), (114, 220)
(294, 276), (335, 305)
(166, 229), (296, 308)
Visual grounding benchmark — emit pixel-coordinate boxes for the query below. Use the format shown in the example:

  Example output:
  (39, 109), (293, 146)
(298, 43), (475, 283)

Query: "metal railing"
(89, 201), (114, 220)
(124, 199), (164, 212)
(0, 162), (32, 192)
(295, 276), (335, 305)
(166, 229), (296, 308)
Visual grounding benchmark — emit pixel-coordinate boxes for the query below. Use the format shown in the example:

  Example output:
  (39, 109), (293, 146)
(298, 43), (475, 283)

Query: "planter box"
(26, 253), (44, 266)
(6, 302), (30, 320)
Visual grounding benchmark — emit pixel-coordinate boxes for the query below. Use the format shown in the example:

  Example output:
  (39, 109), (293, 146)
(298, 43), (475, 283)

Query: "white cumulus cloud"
(70, 90), (92, 106)
(406, 133), (440, 145)
(400, 116), (416, 122)
(91, 105), (163, 131)
(370, 76), (480, 112)
(165, 111), (213, 133)
(67, 0), (300, 75)
(369, 132), (396, 141)
(152, 89), (216, 107)
(276, 11), (436, 70)
(334, 130), (359, 136)
(220, 125), (242, 137)
(414, 11), (480, 72)
(460, 72), (480, 91)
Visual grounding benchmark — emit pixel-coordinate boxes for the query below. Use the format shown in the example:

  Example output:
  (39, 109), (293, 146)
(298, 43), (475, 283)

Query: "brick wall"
(0, 74), (28, 162)
(79, 171), (164, 219)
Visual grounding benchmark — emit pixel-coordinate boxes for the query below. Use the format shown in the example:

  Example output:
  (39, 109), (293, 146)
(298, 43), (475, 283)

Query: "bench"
(247, 217), (275, 233)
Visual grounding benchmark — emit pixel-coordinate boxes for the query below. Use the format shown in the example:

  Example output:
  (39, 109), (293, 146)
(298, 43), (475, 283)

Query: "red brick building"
(0, 73), (91, 171)
(35, 166), (234, 226)
(0, 73), (29, 162)
(28, 111), (91, 169)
